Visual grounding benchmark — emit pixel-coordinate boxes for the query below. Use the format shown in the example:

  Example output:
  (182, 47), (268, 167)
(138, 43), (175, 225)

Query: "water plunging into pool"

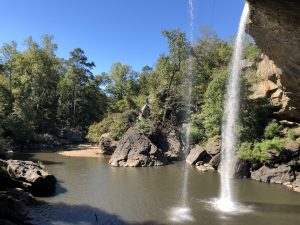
(215, 2), (250, 213)
(168, 0), (195, 222)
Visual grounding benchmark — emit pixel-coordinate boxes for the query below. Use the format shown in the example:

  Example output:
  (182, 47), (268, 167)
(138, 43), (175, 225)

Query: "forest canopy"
(0, 29), (264, 153)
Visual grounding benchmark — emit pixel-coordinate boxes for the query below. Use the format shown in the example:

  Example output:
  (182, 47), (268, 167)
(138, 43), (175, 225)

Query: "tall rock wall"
(247, 0), (300, 121)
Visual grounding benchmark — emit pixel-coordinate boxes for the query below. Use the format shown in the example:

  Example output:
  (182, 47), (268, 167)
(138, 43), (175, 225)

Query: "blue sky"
(0, 0), (245, 74)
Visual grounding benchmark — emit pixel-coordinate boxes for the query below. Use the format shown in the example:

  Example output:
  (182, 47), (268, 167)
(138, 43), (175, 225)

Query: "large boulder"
(209, 153), (221, 169)
(233, 160), (251, 178)
(150, 124), (183, 160)
(205, 136), (221, 155)
(109, 128), (168, 167)
(97, 133), (117, 155)
(251, 165), (295, 184)
(6, 160), (57, 196)
(186, 145), (208, 165)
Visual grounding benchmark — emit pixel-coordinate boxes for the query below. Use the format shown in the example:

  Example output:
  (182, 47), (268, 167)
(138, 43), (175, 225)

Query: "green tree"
(0, 41), (18, 93)
(57, 48), (107, 129)
(104, 62), (140, 112)
(202, 69), (228, 137)
(12, 35), (60, 133)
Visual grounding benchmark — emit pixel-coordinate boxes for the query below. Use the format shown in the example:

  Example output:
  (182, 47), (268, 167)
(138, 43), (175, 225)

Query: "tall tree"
(13, 35), (61, 132)
(57, 48), (106, 129)
(0, 41), (18, 93)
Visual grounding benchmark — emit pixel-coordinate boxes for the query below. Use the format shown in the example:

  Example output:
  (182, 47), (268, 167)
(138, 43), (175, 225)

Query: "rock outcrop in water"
(109, 128), (168, 167)
(0, 159), (56, 224)
(97, 133), (118, 155)
(247, 0), (300, 121)
(149, 123), (183, 160)
(0, 159), (57, 197)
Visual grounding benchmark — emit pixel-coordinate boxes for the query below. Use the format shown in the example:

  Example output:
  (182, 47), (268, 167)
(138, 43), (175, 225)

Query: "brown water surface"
(12, 152), (300, 225)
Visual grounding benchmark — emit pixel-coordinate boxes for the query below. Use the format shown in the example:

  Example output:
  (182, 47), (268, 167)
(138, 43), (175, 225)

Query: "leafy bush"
(87, 110), (138, 142)
(238, 142), (254, 161)
(239, 138), (283, 162)
(33, 133), (55, 144)
(135, 118), (155, 135)
(264, 122), (282, 139)
(287, 129), (296, 141)
(182, 114), (206, 145)
(244, 43), (262, 62)
(2, 115), (35, 144)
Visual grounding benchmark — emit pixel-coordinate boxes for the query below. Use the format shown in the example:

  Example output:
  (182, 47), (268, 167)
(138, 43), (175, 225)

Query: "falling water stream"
(216, 2), (250, 213)
(168, 0), (195, 222)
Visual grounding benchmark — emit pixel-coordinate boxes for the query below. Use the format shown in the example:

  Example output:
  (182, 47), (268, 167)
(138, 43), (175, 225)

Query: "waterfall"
(217, 2), (250, 212)
(168, 0), (195, 222)
(181, 0), (194, 209)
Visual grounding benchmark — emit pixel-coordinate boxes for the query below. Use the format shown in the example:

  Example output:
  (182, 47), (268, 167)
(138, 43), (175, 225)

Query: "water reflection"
(11, 152), (300, 225)
(28, 201), (165, 225)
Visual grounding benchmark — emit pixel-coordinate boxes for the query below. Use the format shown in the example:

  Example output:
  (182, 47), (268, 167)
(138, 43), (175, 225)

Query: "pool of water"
(12, 152), (300, 225)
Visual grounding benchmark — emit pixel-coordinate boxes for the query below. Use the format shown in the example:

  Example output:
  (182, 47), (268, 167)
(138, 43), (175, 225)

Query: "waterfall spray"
(168, 0), (195, 222)
(216, 2), (250, 212)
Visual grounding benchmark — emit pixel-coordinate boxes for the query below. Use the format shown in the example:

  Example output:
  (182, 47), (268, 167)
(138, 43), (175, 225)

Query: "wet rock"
(291, 174), (300, 192)
(251, 165), (295, 184)
(209, 153), (221, 169)
(6, 160), (57, 196)
(6, 188), (33, 205)
(196, 163), (215, 172)
(186, 145), (208, 165)
(233, 160), (251, 178)
(205, 136), (221, 155)
(109, 128), (168, 167)
(251, 162), (263, 171)
(150, 124), (183, 160)
(97, 133), (117, 155)
(0, 192), (28, 224)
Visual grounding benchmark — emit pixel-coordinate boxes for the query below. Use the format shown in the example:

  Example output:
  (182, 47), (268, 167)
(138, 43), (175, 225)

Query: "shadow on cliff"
(27, 201), (166, 225)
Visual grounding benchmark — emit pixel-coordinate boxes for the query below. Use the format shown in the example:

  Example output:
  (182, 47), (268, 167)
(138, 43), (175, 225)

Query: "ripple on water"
(168, 207), (195, 223)
(198, 198), (253, 215)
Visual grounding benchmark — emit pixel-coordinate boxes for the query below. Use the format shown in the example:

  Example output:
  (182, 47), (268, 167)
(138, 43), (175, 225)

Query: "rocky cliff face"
(247, 0), (300, 122)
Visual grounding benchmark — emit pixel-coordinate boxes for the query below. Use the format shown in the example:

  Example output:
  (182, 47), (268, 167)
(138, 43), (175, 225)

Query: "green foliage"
(244, 42), (262, 62)
(264, 121), (282, 139)
(202, 69), (228, 138)
(135, 118), (155, 136)
(57, 48), (107, 129)
(238, 142), (254, 161)
(87, 110), (138, 142)
(182, 114), (206, 145)
(0, 84), (13, 117)
(33, 133), (55, 144)
(2, 115), (35, 144)
(0, 29), (266, 149)
(287, 129), (296, 141)
(239, 138), (283, 162)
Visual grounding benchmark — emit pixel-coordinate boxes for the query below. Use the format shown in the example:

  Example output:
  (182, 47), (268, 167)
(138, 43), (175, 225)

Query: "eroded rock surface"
(6, 160), (57, 196)
(248, 0), (300, 121)
(109, 128), (168, 167)
(186, 145), (208, 165)
(97, 133), (117, 155)
(251, 165), (295, 184)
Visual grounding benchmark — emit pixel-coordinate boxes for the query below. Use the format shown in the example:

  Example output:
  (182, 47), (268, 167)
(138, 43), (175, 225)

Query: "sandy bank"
(59, 144), (104, 158)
